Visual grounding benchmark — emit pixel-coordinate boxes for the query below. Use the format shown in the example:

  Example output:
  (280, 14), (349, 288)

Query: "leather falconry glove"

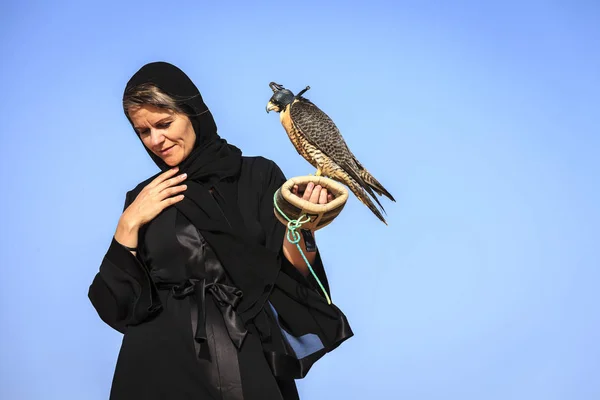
(274, 176), (349, 232)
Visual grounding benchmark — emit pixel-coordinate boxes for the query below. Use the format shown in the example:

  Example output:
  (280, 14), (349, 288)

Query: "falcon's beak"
(266, 101), (279, 113)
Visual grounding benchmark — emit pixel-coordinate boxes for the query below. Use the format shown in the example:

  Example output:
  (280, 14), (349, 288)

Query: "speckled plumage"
(267, 84), (395, 224)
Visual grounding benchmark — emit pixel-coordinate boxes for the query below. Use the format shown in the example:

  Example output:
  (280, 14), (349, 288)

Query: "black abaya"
(90, 61), (352, 399)
(89, 156), (352, 400)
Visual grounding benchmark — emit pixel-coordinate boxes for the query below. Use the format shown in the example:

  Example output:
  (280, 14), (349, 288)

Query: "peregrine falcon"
(266, 82), (395, 224)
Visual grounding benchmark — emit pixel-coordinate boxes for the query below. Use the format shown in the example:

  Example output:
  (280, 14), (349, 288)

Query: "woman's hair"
(123, 83), (188, 116)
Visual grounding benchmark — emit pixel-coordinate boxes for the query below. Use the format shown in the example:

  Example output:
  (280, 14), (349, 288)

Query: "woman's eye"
(157, 122), (172, 129)
(139, 129), (149, 135)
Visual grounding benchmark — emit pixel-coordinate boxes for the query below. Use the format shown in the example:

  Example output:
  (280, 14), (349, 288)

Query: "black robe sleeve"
(255, 158), (353, 379)
(88, 191), (161, 333)
(258, 159), (330, 297)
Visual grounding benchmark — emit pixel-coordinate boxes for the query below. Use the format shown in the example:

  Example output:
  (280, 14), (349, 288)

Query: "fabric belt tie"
(167, 278), (248, 356)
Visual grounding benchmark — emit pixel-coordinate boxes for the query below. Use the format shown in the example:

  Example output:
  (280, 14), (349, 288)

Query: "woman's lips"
(159, 145), (175, 156)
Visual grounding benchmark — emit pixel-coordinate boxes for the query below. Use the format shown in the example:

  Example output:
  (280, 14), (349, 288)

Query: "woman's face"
(128, 104), (196, 166)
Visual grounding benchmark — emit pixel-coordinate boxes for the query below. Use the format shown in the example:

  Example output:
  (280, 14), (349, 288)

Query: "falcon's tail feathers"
(359, 170), (395, 202)
(341, 161), (387, 215)
(351, 157), (395, 202)
(344, 176), (388, 225)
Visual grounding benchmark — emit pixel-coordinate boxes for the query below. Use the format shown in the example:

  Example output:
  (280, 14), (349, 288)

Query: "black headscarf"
(123, 62), (280, 322)
(123, 61), (242, 187)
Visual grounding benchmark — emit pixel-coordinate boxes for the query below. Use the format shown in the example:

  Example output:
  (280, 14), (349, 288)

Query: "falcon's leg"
(315, 168), (322, 177)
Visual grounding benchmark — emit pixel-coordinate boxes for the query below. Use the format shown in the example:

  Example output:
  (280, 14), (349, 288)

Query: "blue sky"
(1, 1), (599, 399)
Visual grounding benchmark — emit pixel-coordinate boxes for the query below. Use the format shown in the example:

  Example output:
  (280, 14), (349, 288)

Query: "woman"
(88, 61), (352, 400)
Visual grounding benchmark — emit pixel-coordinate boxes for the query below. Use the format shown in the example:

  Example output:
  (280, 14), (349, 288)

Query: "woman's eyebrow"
(133, 117), (172, 131)
(153, 117), (173, 124)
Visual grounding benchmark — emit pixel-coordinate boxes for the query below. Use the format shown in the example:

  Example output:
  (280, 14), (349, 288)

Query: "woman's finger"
(303, 182), (315, 201)
(157, 172), (188, 193)
(167, 184), (188, 197)
(319, 188), (328, 204)
(163, 194), (185, 207)
(149, 167), (179, 188)
(309, 185), (321, 203)
(292, 184), (299, 195)
(154, 184), (186, 202)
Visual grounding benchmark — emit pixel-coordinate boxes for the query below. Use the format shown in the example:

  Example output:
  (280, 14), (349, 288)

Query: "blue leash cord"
(273, 191), (332, 305)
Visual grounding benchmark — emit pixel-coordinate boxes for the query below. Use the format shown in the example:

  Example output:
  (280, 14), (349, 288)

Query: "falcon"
(266, 82), (395, 224)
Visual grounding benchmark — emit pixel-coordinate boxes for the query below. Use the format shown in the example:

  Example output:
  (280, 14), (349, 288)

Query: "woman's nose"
(149, 129), (165, 146)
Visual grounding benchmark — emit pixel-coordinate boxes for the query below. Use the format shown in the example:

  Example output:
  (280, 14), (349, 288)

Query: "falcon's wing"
(289, 98), (355, 169)
(289, 98), (385, 210)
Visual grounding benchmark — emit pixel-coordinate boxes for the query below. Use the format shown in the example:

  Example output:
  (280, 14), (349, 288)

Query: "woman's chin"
(158, 150), (183, 166)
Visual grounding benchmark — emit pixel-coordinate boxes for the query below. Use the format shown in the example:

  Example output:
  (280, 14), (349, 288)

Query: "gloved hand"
(274, 176), (349, 231)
